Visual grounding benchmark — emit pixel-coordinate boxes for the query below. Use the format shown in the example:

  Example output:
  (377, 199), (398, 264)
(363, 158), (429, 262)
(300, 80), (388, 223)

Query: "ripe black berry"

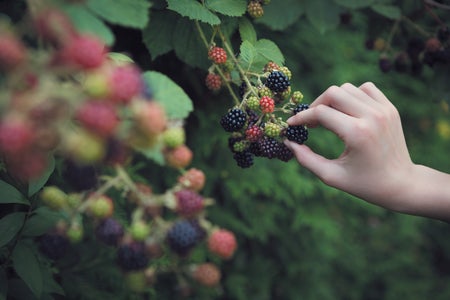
(233, 150), (254, 168)
(277, 143), (294, 162)
(378, 56), (392, 73)
(167, 220), (202, 256)
(285, 125), (308, 144)
(258, 136), (281, 159)
(292, 103), (309, 115)
(265, 71), (290, 93)
(38, 233), (70, 260)
(438, 25), (450, 43)
(117, 241), (149, 271)
(95, 218), (124, 246)
(62, 159), (98, 191)
(220, 108), (247, 132)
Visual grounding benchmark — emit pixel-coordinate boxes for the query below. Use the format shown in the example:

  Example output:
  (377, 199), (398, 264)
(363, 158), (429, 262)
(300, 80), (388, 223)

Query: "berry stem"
(401, 16), (432, 37)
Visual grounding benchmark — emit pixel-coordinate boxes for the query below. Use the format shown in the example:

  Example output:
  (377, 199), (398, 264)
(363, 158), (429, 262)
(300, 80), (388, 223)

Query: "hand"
(285, 82), (415, 211)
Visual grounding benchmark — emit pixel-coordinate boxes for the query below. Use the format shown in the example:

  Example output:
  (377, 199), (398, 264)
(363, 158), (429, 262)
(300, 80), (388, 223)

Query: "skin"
(285, 82), (450, 222)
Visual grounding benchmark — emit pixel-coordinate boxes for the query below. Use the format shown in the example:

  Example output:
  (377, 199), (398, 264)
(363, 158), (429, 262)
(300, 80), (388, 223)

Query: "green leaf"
(136, 142), (165, 165)
(206, 0), (247, 17)
(63, 5), (114, 46)
(142, 10), (178, 59)
(238, 17), (257, 44)
(167, 0), (220, 25)
(142, 71), (193, 119)
(0, 212), (26, 248)
(12, 242), (43, 298)
(255, 0), (304, 31)
(333, 0), (374, 9)
(0, 180), (28, 205)
(28, 156), (55, 197)
(172, 18), (211, 69)
(254, 39), (284, 66)
(86, 0), (151, 29)
(371, 4), (401, 19)
(305, 0), (341, 34)
(21, 207), (64, 237)
(239, 40), (258, 71)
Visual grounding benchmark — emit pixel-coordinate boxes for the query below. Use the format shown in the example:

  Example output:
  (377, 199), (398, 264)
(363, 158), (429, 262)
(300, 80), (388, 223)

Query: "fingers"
(284, 141), (343, 187)
(287, 103), (354, 139)
(358, 82), (391, 106)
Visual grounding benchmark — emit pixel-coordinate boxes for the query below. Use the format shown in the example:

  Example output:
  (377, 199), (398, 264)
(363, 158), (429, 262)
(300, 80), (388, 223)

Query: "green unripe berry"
(129, 220), (151, 241)
(264, 122), (281, 138)
(291, 91), (304, 104)
(246, 95), (260, 111)
(163, 127), (185, 148)
(280, 86), (291, 100)
(279, 66), (292, 80)
(66, 223), (84, 243)
(40, 186), (68, 210)
(233, 140), (249, 152)
(258, 86), (273, 98)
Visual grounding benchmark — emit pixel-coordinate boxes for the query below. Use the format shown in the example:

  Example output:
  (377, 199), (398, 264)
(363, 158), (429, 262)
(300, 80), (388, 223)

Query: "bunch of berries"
(219, 62), (309, 168)
(247, 0), (271, 19)
(205, 45), (233, 93)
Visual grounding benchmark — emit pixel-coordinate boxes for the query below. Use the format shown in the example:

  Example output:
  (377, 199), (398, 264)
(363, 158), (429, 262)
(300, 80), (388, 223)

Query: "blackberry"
(38, 233), (70, 260)
(285, 125), (308, 144)
(95, 218), (124, 246)
(378, 56), (392, 73)
(233, 150), (254, 168)
(175, 189), (204, 217)
(245, 109), (259, 126)
(220, 108), (247, 132)
(265, 71), (290, 93)
(117, 241), (149, 271)
(437, 25), (450, 43)
(292, 103), (309, 115)
(228, 136), (244, 153)
(249, 141), (263, 157)
(167, 220), (202, 256)
(238, 82), (247, 98)
(258, 136), (281, 159)
(277, 143), (294, 162)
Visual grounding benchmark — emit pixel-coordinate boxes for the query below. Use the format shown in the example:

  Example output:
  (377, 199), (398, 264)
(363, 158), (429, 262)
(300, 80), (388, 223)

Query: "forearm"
(389, 164), (450, 222)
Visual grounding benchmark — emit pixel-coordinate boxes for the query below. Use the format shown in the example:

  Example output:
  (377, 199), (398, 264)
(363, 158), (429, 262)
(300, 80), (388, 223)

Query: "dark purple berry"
(379, 56), (392, 73)
(277, 143), (294, 162)
(394, 52), (410, 73)
(265, 71), (290, 93)
(117, 241), (149, 271)
(95, 218), (124, 246)
(167, 220), (202, 256)
(284, 125), (308, 144)
(233, 150), (254, 168)
(258, 136), (281, 159)
(220, 108), (247, 132)
(38, 233), (70, 260)
(62, 159), (98, 191)
(292, 103), (309, 115)
(437, 25), (450, 43)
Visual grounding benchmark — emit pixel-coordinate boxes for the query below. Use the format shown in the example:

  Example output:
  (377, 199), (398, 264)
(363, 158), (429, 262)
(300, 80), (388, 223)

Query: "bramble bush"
(1, 0), (450, 299)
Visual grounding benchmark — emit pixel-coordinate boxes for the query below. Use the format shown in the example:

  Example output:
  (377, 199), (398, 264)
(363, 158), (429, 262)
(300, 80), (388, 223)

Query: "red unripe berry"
(425, 37), (442, 53)
(192, 263), (221, 287)
(0, 32), (27, 70)
(132, 100), (167, 136)
(34, 8), (76, 46)
(174, 189), (204, 217)
(208, 46), (227, 64)
(178, 168), (206, 191)
(0, 117), (35, 155)
(62, 34), (106, 69)
(207, 229), (237, 259)
(259, 96), (275, 114)
(165, 144), (193, 169)
(245, 125), (263, 142)
(76, 101), (119, 138)
(205, 73), (222, 91)
(109, 64), (143, 104)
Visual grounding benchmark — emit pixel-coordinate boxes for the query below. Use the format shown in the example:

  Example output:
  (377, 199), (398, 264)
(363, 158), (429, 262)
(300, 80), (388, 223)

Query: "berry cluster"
(0, 7), (194, 182)
(247, 0), (271, 19)
(0, 5), (237, 296)
(219, 62), (309, 168)
(366, 25), (450, 75)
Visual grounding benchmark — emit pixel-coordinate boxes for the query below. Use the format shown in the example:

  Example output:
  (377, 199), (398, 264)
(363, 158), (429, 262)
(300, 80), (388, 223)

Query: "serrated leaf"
(21, 207), (64, 237)
(206, 0), (247, 17)
(0, 212), (26, 248)
(136, 142), (166, 165)
(239, 40), (258, 71)
(63, 5), (114, 45)
(239, 17), (257, 44)
(333, 0), (374, 9)
(142, 10), (178, 59)
(371, 4), (401, 19)
(305, 0), (341, 34)
(167, 0), (220, 25)
(0, 180), (28, 205)
(255, 0), (304, 31)
(28, 155), (55, 197)
(254, 39), (284, 66)
(142, 71), (193, 119)
(86, 0), (151, 29)
(12, 242), (43, 298)
(172, 17), (211, 69)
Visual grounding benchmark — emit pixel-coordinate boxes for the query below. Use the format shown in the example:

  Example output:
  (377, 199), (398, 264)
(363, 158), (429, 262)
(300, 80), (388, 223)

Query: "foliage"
(1, 0), (450, 300)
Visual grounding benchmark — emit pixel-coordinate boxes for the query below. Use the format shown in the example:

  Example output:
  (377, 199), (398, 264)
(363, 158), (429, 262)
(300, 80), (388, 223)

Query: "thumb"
(285, 140), (341, 186)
